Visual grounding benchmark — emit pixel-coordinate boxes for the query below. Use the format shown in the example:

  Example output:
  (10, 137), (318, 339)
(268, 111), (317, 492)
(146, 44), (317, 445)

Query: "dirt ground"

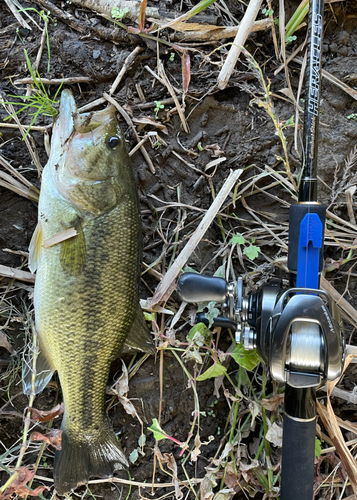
(1, 0), (357, 499)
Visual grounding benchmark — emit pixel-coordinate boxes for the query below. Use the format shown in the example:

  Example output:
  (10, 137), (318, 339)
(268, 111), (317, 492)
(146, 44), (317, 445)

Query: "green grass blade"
(285, 0), (309, 40)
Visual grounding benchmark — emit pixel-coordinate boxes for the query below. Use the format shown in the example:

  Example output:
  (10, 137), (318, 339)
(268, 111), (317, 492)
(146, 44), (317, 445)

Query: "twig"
(171, 18), (272, 42)
(158, 61), (189, 134)
(77, 47), (142, 113)
(294, 56), (357, 101)
(103, 93), (155, 174)
(28, 0), (129, 44)
(14, 77), (92, 85)
(217, 0), (263, 89)
(0, 122), (51, 131)
(109, 46), (142, 95)
(320, 275), (357, 326)
(0, 265), (35, 284)
(149, 169), (243, 306)
(0, 99), (42, 174)
(4, 0), (31, 30)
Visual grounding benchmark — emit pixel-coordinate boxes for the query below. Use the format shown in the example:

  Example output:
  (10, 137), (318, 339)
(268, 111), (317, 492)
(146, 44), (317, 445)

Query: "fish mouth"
(56, 90), (116, 144)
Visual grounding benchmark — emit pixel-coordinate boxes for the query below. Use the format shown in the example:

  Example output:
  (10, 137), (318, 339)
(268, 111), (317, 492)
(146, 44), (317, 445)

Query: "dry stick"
(217, 0), (263, 90)
(278, 0), (296, 104)
(78, 46), (142, 113)
(0, 328), (39, 495)
(0, 265), (35, 283)
(0, 100), (42, 174)
(0, 154), (36, 189)
(293, 56), (357, 101)
(109, 46), (142, 95)
(149, 169), (243, 306)
(320, 275), (357, 326)
(171, 18), (272, 42)
(158, 61), (189, 134)
(103, 93), (156, 174)
(317, 355), (357, 496)
(0, 122), (50, 130)
(345, 186), (356, 225)
(28, 0), (128, 43)
(15, 77), (93, 85)
(4, 0), (31, 30)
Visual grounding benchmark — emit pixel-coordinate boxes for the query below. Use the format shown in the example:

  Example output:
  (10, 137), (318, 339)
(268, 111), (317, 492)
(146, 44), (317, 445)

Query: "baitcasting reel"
(177, 273), (345, 389)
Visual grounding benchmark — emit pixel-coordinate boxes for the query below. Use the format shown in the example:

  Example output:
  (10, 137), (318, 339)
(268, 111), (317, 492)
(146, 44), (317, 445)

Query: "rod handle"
(280, 386), (316, 500)
(177, 273), (227, 303)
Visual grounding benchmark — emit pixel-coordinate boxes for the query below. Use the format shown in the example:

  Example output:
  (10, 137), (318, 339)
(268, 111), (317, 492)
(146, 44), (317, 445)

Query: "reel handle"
(177, 273), (228, 303)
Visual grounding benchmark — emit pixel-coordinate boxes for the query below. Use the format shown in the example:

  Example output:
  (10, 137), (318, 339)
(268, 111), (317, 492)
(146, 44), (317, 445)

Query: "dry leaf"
(28, 403), (64, 422)
(31, 429), (62, 450)
(204, 144), (224, 157)
(0, 331), (13, 353)
(132, 116), (168, 134)
(0, 467), (49, 500)
(265, 422), (283, 447)
(162, 453), (183, 500)
(182, 51), (191, 93)
(138, 0), (147, 31)
(261, 393), (284, 411)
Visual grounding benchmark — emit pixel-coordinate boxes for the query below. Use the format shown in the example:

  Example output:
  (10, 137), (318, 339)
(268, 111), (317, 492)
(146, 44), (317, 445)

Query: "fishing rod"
(176, 0), (345, 498)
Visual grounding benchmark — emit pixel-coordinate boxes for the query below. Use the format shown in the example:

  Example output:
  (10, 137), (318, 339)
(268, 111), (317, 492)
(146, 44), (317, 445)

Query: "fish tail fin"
(54, 418), (128, 495)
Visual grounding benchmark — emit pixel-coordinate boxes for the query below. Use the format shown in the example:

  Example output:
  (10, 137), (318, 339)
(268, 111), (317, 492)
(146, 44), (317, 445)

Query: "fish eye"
(107, 136), (119, 149)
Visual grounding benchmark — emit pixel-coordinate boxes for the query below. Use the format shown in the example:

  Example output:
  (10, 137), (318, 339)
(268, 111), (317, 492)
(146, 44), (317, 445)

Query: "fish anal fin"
(28, 221), (43, 273)
(22, 341), (55, 395)
(54, 418), (128, 495)
(60, 219), (86, 276)
(121, 304), (155, 355)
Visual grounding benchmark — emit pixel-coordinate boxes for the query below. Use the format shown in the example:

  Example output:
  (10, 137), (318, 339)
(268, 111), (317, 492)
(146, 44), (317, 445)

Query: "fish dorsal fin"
(22, 340), (55, 395)
(122, 304), (155, 355)
(60, 220), (86, 276)
(28, 221), (43, 273)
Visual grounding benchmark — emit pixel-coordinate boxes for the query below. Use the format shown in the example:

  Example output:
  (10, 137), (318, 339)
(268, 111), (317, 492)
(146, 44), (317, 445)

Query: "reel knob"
(177, 273), (228, 303)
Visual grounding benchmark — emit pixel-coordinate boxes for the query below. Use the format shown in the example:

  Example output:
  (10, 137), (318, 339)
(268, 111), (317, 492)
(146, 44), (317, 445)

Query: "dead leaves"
(0, 331), (13, 353)
(0, 467), (49, 500)
(30, 429), (62, 450)
(28, 403), (64, 422)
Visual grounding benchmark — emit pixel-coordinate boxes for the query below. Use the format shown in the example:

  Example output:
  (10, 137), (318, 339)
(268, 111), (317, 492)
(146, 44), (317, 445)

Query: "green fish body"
(25, 90), (153, 495)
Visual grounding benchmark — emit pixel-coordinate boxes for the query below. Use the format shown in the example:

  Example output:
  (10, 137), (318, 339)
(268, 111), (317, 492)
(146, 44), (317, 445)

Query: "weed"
(154, 100), (164, 118)
(230, 233), (261, 261)
(3, 50), (62, 139)
(169, 52), (175, 61)
(242, 49), (297, 190)
(347, 113), (357, 120)
(111, 6), (129, 20)
(262, 7), (274, 16)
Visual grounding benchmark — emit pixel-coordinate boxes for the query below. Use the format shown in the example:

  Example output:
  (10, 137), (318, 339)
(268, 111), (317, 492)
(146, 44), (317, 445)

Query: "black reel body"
(177, 273), (345, 388)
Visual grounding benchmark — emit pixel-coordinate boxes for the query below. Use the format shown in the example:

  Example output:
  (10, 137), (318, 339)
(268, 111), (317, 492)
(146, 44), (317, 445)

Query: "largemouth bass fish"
(25, 89), (154, 495)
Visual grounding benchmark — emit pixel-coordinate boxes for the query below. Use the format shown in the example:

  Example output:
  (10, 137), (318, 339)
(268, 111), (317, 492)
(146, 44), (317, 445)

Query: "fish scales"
(25, 90), (154, 495)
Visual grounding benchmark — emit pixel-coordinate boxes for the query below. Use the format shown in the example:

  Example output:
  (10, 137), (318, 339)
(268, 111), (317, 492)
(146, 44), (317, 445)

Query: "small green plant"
(230, 233), (260, 261)
(347, 113), (357, 120)
(111, 6), (129, 20)
(4, 50), (62, 139)
(197, 141), (203, 151)
(154, 100), (164, 118)
(286, 35), (297, 44)
(262, 7), (273, 16)
(242, 49), (297, 190)
(169, 52), (175, 61)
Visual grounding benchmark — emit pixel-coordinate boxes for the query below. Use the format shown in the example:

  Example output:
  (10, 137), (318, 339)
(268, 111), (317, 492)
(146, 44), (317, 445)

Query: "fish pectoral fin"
(22, 341), (55, 395)
(28, 221), (43, 273)
(60, 219), (86, 276)
(121, 304), (156, 355)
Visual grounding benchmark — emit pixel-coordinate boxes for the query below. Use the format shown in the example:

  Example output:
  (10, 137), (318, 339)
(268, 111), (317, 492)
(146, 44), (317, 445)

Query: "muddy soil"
(1, 1), (357, 499)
